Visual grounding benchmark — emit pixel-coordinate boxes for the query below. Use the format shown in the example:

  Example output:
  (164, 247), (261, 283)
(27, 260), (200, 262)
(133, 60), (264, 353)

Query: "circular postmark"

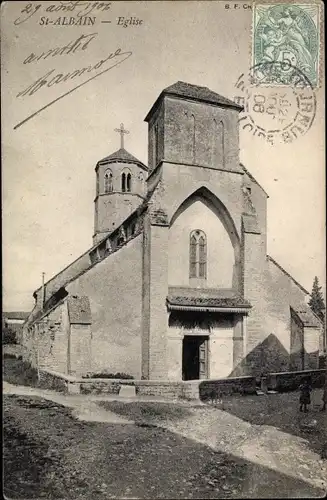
(234, 61), (316, 145)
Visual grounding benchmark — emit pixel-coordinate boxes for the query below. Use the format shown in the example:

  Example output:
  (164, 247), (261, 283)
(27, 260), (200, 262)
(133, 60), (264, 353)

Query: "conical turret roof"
(98, 148), (147, 170)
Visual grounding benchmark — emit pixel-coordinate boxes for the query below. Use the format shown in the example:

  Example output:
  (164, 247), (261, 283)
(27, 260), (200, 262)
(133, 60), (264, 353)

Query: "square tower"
(145, 81), (243, 173)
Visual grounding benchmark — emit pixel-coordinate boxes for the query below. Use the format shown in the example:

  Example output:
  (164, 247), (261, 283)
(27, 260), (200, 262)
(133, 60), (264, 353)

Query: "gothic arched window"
(189, 230), (207, 279)
(126, 173), (132, 192)
(104, 169), (113, 193)
(122, 169), (132, 192)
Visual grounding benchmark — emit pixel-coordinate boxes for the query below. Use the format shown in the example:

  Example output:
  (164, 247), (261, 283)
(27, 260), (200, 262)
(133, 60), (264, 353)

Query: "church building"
(23, 81), (323, 381)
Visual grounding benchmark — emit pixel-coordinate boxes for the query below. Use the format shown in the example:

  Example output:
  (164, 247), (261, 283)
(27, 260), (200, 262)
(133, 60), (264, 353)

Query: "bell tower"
(93, 124), (148, 244)
(144, 81), (243, 174)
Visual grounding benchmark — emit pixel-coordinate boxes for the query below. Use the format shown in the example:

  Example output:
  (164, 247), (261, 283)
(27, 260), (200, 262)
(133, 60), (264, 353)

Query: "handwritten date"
(14, 1), (112, 25)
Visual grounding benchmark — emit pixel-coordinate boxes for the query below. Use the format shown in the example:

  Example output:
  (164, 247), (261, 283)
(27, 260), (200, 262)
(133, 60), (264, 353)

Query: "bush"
(2, 328), (17, 345)
(82, 371), (134, 379)
(3, 357), (38, 387)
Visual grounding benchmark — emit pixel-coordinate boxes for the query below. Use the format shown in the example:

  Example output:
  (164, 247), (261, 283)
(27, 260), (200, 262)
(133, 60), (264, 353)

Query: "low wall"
(198, 376), (257, 401)
(267, 369), (326, 392)
(38, 369), (199, 399)
(80, 380), (188, 399)
(38, 369), (77, 393)
(38, 368), (326, 399)
(3, 344), (23, 359)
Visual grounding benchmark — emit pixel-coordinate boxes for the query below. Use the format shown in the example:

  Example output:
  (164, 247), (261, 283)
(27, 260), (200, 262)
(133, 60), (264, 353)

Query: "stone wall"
(38, 369), (69, 393)
(67, 234), (143, 378)
(162, 97), (240, 172)
(69, 324), (92, 376)
(267, 369), (325, 392)
(32, 302), (69, 374)
(80, 380), (185, 399)
(303, 326), (321, 370)
(37, 367), (326, 400)
(94, 191), (144, 244)
(290, 308), (304, 370)
(199, 376), (257, 401)
(37, 368), (198, 399)
(3, 344), (23, 358)
(168, 197), (235, 289)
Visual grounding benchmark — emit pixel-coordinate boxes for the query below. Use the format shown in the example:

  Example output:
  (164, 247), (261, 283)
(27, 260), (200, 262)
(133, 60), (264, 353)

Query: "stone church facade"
(23, 82), (323, 381)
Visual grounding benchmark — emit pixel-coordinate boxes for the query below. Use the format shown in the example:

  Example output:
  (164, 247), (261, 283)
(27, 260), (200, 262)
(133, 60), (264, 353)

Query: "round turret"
(94, 145), (147, 244)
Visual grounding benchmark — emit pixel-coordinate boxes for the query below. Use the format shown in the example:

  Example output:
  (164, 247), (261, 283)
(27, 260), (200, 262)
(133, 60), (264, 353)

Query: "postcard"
(2, 1), (326, 498)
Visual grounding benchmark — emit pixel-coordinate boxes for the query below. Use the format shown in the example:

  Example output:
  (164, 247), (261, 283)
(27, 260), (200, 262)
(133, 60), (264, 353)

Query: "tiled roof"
(98, 148), (147, 170)
(145, 81), (242, 121)
(167, 294), (252, 310)
(292, 306), (322, 328)
(164, 82), (243, 108)
(67, 296), (92, 324)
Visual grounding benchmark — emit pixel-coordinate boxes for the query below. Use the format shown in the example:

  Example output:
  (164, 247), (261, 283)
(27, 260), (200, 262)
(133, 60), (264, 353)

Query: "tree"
(308, 276), (325, 322)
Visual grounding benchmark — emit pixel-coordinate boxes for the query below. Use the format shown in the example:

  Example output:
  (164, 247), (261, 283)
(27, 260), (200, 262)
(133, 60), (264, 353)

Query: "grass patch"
(3, 356), (38, 387)
(83, 371), (134, 379)
(99, 401), (191, 422)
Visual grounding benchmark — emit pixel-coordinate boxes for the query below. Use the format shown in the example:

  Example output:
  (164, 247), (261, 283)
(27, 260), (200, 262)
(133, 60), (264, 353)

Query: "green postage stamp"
(253, 3), (321, 86)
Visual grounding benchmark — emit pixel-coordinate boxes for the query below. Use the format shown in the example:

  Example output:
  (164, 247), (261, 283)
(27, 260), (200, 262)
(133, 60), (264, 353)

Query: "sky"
(1, 0), (325, 311)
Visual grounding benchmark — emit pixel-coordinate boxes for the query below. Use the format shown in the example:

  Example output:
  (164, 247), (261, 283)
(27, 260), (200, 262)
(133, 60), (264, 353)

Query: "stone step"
(119, 385), (136, 398)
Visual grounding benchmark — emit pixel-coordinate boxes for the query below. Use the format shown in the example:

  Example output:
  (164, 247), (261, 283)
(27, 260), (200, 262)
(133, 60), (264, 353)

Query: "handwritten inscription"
(22, 34), (96, 64)
(14, 32), (132, 129)
(14, 1), (112, 25)
(14, 2), (144, 27)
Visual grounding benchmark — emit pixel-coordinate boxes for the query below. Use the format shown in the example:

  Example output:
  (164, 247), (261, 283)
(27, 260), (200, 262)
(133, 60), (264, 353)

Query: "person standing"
(299, 377), (312, 412)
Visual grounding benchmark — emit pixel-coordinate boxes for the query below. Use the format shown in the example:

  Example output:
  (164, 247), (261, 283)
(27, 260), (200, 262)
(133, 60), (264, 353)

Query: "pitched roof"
(240, 163), (269, 198)
(67, 296), (92, 325)
(292, 306), (322, 328)
(167, 288), (251, 311)
(98, 148), (147, 170)
(267, 256), (309, 295)
(145, 81), (243, 121)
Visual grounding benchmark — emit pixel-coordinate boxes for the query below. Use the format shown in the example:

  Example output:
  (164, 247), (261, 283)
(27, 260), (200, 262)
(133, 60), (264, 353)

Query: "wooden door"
(199, 338), (208, 379)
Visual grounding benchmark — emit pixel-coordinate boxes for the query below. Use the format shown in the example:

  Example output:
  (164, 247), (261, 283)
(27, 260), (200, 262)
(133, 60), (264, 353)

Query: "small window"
(121, 172), (126, 192)
(189, 230), (207, 279)
(104, 169), (113, 193)
(126, 173), (132, 192)
(121, 169), (131, 192)
(246, 187), (252, 195)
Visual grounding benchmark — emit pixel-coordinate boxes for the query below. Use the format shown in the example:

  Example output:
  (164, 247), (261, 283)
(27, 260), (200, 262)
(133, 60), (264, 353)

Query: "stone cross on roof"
(114, 123), (129, 149)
